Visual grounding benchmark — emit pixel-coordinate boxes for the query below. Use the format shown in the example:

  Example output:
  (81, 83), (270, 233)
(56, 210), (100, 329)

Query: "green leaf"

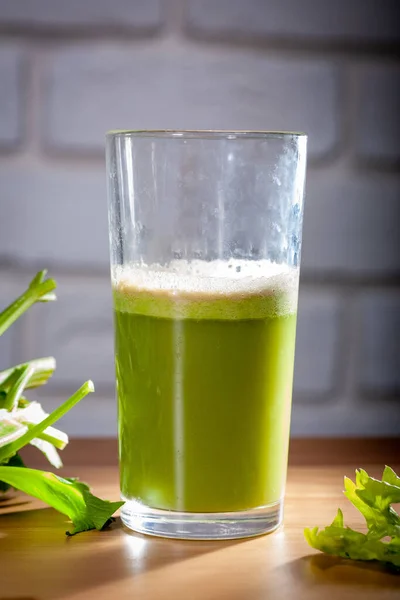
(344, 475), (389, 537)
(1, 400), (68, 468)
(0, 380), (94, 465)
(34, 426), (68, 450)
(383, 466), (400, 488)
(331, 508), (344, 528)
(0, 269), (125, 535)
(15, 401), (68, 450)
(304, 466), (400, 571)
(0, 270), (56, 337)
(356, 468), (400, 508)
(0, 466), (123, 535)
(0, 366), (22, 395)
(2, 364), (34, 411)
(305, 524), (400, 568)
(0, 453), (25, 493)
(0, 413), (28, 448)
(0, 357), (56, 391)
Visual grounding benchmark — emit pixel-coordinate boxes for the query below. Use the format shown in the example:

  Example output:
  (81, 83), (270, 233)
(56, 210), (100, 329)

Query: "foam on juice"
(113, 259), (299, 320)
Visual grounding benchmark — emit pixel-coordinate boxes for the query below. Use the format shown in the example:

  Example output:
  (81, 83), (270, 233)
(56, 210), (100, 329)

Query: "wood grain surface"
(1, 464), (399, 600)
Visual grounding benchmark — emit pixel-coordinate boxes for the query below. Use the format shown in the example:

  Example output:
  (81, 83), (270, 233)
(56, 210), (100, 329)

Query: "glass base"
(121, 498), (283, 540)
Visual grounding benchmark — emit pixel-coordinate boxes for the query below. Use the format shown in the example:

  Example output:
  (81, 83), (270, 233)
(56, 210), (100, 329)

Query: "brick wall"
(0, 0), (399, 437)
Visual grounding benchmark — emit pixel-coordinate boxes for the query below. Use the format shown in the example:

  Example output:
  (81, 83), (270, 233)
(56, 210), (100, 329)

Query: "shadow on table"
(285, 553), (400, 590)
(0, 506), (249, 599)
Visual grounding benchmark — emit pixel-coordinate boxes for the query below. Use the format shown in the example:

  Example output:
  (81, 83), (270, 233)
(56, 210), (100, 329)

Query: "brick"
(358, 291), (400, 394)
(27, 276), (115, 390)
(293, 290), (341, 396)
(291, 399), (400, 436)
(0, 163), (108, 268)
(0, 0), (162, 30)
(301, 169), (400, 276)
(44, 42), (339, 160)
(356, 65), (400, 163)
(186, 0), (400, 44)
(0, 45), (23, 147)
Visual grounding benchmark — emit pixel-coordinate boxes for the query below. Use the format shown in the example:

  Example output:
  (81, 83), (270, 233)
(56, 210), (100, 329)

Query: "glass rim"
(106, 129), (307, 140)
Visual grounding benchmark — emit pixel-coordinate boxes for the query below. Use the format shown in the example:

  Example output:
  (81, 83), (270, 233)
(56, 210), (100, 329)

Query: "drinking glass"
(106, 130), (307, 539)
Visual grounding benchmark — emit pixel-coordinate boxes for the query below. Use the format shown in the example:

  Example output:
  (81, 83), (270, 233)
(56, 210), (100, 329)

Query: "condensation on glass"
(107, 130), (307, 540)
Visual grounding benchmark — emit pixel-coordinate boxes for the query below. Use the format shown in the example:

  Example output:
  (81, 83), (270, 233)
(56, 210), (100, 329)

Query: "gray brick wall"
(186, 0), (400, 43)
(0, 0), (162, 30)
(0, 44), (24, 147)
(303, 170), (400, 276)
(359, 291), (400, 394)
(294, 290), (342, 397)
(44, 43), (338, 160)
(26, 276), (115, 390)
(356, 65), (400, 163)
(0, 275), (22, 371)
(0, 163), (108, 267)
(0, 0), (399, 438)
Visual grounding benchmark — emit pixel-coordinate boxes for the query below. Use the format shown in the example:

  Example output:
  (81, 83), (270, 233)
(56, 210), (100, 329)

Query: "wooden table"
(1, 465), (399, 599)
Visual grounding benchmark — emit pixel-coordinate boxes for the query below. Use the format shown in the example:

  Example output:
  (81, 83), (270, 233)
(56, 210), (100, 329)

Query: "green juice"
(113, 263), (298, 513)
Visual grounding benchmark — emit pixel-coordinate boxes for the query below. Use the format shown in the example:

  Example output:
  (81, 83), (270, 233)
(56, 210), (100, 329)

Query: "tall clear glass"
(106, 130), (307, 540)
